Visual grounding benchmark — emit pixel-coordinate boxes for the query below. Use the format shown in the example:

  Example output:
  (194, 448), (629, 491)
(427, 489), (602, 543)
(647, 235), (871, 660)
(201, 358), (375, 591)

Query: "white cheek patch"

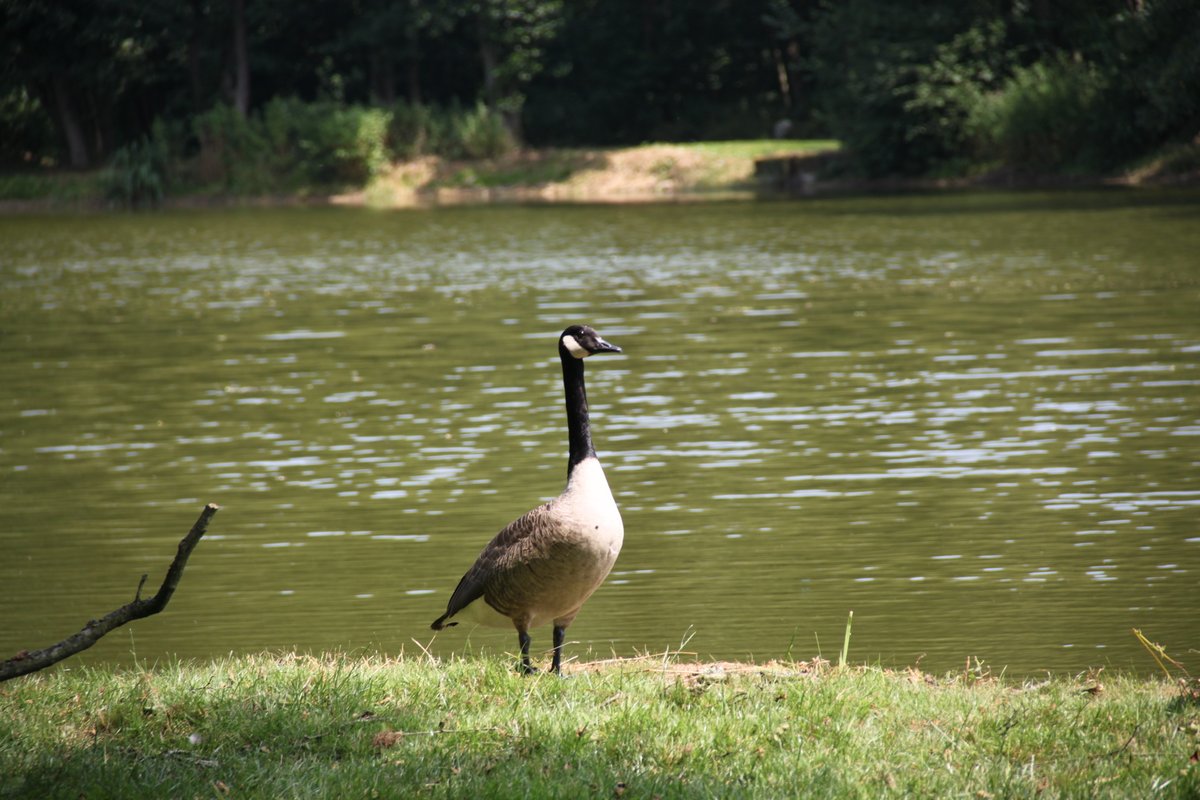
(562, 334), (590, 359)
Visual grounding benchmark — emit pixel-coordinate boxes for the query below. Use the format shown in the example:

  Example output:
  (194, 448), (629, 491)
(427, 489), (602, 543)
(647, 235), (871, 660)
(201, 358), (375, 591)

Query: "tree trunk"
(786, 39), (804, 114)
(477, 16), (499, 109)
(405, 57), (422, 105)
(231, 0), (250, 117)
(187, 0), (206, 111)
(502, 107), (523, 145)
(87, 91), (107, 157)
(773, 47), (792, 111)
(404, 18), (422, 105)
(477, 17), (522, 142)
(371, 52), (397, 105)
(50, 77), (89, 169)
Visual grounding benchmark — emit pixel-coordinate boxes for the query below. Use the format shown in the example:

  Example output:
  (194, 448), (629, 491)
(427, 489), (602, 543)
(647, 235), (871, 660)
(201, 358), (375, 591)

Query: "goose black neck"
(561, 353), (595, 473)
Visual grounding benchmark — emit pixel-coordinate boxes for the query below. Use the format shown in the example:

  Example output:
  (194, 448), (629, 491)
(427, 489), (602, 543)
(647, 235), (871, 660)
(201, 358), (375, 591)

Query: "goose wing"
(430, 503), (552, 630)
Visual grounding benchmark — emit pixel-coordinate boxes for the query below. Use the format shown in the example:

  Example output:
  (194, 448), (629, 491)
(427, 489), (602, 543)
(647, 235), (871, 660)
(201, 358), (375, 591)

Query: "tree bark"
(477, 16), (499, 109)
(188, 0), (206, 112)
(50, 76), (89, 169)
(0, 503), (219, 683)
(405, 56), (421, 105)
(371, 52), (397, 105)
(404, 19), (422, 106)
(773, 47), (792, 110)
(231, 0), (250, 116)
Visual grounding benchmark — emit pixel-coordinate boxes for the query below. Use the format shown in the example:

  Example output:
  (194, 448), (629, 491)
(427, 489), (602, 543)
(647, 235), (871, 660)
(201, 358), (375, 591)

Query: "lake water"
(2, 191), (1198, 677)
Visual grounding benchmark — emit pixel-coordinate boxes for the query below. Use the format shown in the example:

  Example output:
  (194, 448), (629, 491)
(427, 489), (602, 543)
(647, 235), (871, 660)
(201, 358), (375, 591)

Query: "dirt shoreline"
(2, 144), (1196, 214)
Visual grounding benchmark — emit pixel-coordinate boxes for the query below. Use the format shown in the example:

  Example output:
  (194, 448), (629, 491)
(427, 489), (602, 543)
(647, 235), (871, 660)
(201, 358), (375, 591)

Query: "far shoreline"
(2, 140), (1197, 214)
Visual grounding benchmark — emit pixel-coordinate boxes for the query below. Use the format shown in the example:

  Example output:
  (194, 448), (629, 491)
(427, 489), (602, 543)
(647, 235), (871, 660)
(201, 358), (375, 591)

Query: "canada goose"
(431, 324), (624, 674)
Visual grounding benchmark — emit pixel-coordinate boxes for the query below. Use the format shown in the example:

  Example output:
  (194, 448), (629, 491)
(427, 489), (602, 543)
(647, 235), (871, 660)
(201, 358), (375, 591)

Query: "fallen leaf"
(372, 730), (406, 749)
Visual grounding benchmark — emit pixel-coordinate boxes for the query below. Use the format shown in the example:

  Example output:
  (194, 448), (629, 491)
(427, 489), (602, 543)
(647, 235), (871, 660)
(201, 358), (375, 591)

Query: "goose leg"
(551, 625), (567, 674)
(518, 628), (537, 674)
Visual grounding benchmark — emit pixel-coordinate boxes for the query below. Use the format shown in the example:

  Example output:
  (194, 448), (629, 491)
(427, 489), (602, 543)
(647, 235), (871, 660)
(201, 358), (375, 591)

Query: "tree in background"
(801, 0), (1003, 176)
(797, 0), (1200, 176)
(1, 0), (116, 167)
(1, 0), (1196, 176)
(332, 0), (459, 105)
(230, 0), (250, 116)
(470, 0), (562, 141)
(1, 0), (251, 167)
(523, 0), (791, 144)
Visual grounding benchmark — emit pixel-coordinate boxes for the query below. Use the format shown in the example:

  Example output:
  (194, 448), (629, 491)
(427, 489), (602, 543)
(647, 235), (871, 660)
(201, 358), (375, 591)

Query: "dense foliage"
(1, 0), (1197, 179)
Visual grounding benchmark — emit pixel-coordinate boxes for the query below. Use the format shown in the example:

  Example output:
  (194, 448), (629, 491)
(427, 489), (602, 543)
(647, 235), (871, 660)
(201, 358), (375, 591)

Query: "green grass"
(669, 139), (842, 158)
(1, 140), (843, 207)
(1, 653), (1196, 799)
(425, 141), (838, 192)
(0, 170), (105, 204)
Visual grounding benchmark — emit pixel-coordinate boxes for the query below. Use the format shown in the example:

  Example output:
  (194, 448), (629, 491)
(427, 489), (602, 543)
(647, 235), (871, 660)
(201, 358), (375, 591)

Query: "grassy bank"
(353, 140), (842, 206)
(1, 653), (1196, 799)
(6, 134), (1199, 213)
(0, 139), (841, 211)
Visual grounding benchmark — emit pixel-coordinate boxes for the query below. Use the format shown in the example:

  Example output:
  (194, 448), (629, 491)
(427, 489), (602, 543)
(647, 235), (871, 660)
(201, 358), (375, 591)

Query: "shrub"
(388, 100), (515, 161)
(351, 107), (393, 177)
(104, 134), (169, 208)
(902, 20), (1013, 174)
(806, 1), (984, 176)
(971, 57), (1110, 172)
(0, 87), (57, 167)
(388, 101), (439, 158)
(455, 101), (516, 159)
(295, 103), (391, 184)
(192, 103), (273, 192)
(179, 98), (520, 195)
(192, 100), (393, 191)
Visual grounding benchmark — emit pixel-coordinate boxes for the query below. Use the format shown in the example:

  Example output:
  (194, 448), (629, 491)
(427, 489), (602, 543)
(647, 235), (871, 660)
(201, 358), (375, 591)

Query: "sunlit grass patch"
(1, 652), (1197, 798)
(669, 139), (842, 159)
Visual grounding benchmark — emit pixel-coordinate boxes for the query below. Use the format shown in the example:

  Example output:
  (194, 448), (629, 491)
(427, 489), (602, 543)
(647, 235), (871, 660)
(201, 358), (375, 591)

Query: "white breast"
(556, 457), (624, 556)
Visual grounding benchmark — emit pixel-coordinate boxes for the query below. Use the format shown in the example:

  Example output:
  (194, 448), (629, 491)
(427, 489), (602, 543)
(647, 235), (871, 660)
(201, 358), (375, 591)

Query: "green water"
(2, 191), (1198, 676)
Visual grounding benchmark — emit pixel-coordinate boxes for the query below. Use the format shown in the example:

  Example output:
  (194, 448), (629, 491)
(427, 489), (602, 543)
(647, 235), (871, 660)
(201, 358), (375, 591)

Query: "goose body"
(431, 325), (624, 673)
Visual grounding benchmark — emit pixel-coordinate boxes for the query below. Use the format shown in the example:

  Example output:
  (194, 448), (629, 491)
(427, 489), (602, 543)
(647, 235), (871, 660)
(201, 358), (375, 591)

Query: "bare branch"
(1, 503), (219, 682)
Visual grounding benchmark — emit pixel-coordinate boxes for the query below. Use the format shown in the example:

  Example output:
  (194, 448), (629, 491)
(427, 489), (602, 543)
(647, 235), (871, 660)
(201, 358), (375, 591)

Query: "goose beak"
(592, 337), (622, 355)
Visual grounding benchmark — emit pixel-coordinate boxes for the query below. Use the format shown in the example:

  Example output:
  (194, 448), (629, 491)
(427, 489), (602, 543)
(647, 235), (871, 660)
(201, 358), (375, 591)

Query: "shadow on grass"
(429, 149), (610, 190)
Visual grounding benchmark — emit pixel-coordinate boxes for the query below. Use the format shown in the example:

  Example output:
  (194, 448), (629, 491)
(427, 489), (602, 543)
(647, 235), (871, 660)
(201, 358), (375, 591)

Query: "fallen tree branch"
(1, 503), (219, 682)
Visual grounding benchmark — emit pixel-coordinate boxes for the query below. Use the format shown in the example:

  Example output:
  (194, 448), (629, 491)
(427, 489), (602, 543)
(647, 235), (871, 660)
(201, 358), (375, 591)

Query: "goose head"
(560, 325), (622, 359)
